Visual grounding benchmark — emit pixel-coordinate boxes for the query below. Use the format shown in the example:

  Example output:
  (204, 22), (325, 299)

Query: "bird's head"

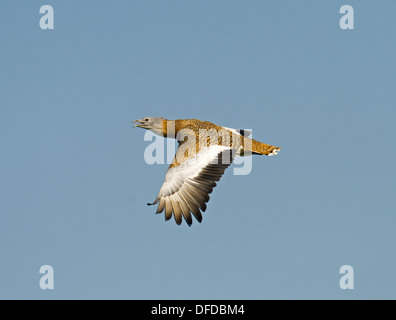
(132, 116), (165, 136)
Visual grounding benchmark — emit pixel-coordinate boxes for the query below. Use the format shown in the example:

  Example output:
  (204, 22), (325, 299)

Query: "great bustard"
(133, 117), (281, 226)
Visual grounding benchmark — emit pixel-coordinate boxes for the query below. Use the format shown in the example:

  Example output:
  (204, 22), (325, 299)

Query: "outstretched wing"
(149, 145), (235, 226)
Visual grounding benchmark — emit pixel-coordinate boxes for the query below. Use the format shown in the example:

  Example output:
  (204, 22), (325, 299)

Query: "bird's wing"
(149, 145), (235, 226)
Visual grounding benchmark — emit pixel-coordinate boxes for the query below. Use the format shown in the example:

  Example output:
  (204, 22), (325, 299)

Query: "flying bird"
(133, 117), (281, 226)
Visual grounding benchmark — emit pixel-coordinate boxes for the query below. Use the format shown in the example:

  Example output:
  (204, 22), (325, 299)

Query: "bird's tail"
(249, 139), (281, 156)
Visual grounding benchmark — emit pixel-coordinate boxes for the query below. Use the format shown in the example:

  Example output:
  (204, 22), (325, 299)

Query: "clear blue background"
(1, 1), (395, 300)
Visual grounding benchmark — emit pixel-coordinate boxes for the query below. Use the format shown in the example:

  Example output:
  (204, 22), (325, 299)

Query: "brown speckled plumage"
(161, 119), (280, 167)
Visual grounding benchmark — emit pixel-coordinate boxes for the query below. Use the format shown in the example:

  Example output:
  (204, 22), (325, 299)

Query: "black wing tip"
(147, 199), (159, 206)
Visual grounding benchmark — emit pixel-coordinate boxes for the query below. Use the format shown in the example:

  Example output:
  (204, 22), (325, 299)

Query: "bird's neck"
(161, 119), (177, 138)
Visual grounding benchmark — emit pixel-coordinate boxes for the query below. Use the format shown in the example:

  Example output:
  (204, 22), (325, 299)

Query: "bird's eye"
(144, 118), (149, 121)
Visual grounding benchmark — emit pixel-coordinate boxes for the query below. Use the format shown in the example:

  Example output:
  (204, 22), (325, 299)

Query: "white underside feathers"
(268, 148), (281, 156)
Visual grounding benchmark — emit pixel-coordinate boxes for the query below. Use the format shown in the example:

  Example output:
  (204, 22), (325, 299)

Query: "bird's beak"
(132, 120), (143, 128)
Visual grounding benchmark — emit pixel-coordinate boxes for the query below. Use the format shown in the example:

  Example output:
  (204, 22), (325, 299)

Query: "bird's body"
(133, 117), (281, 226)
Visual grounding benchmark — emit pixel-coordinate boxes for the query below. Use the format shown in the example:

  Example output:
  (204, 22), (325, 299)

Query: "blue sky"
(0, 1), (395, 299)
